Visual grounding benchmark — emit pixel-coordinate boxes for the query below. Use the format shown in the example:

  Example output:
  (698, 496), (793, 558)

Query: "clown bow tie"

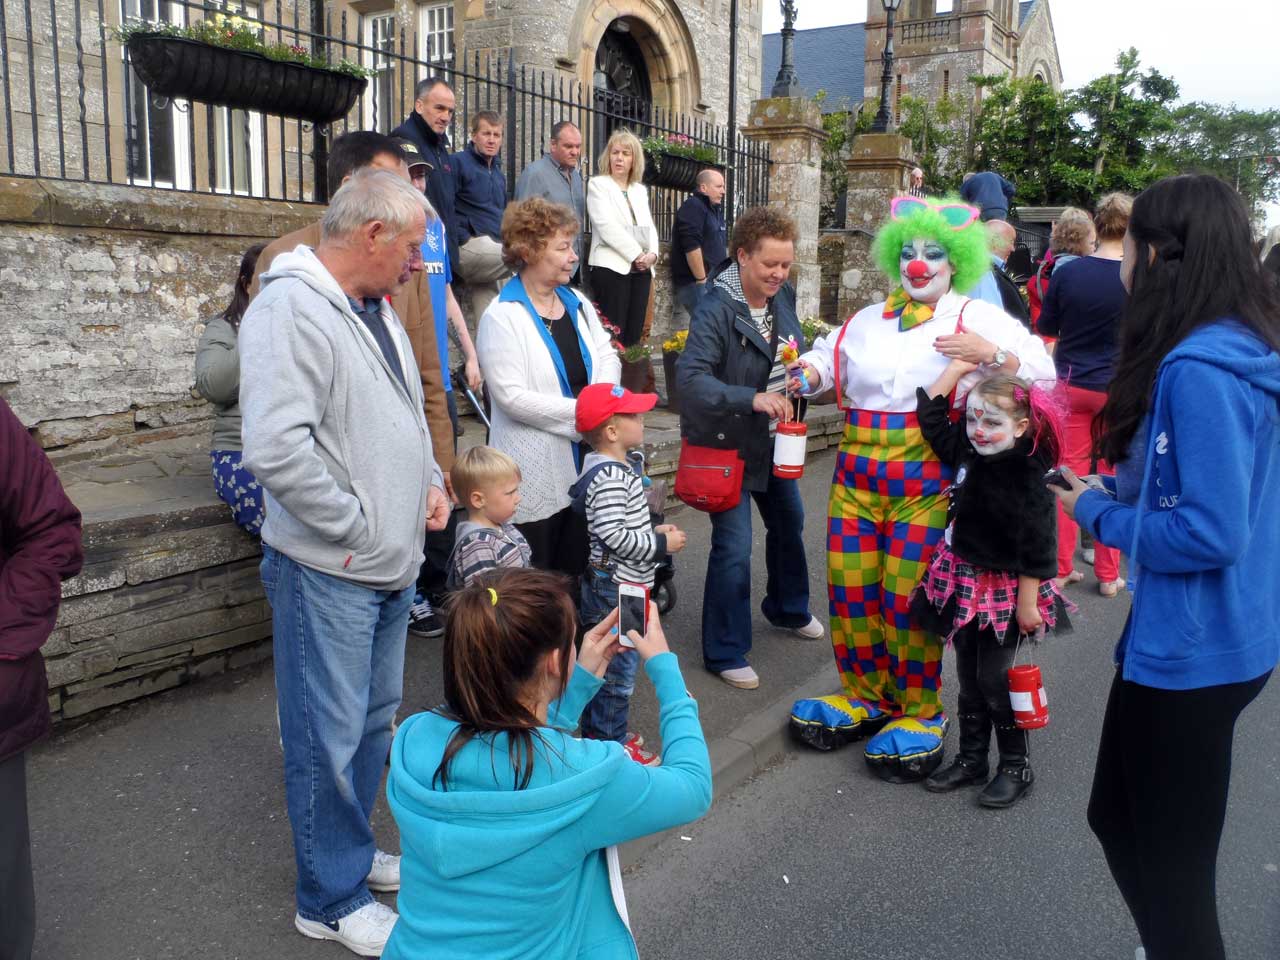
(884, 288), (935, 331)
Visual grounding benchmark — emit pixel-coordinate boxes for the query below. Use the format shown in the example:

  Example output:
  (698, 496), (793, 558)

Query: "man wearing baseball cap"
(568, 383), (688, 766)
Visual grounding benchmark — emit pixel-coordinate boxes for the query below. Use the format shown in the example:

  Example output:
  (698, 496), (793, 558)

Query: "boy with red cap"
(568, 383), (688, 765)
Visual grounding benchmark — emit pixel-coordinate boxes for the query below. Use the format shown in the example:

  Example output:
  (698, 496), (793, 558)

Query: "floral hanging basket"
(126, 34), (367, 126)
(642, 150), (722, 192)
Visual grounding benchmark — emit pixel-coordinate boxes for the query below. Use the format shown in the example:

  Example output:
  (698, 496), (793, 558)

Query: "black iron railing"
(0, 0), (769, 236)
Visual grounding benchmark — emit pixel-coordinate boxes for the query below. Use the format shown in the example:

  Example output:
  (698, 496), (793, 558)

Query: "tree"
(970, 74), (1090, 206)
(812, 90), (869, 228)
(1154, 102), (1280, 219)
(1071, 48), (1179, 195)
(897, 93), (968, 194)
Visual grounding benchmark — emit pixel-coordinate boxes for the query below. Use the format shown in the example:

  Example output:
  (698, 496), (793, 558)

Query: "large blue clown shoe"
(788, 695), (891, 751)
(864, 715), (950, 783)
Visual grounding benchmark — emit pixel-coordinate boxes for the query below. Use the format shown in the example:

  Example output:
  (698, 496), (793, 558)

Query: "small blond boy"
(445, 446), (533, 590)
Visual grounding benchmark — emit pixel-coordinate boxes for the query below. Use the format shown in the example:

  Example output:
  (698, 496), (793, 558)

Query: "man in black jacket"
(670, 169), (727, 328)
(392, 77), (460, 272)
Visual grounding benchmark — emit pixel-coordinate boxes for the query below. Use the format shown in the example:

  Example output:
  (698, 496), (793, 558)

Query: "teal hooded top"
(383, 652), (712, 960)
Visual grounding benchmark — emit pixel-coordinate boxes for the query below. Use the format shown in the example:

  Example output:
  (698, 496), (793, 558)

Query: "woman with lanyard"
(786, 197), (1055, 781)
(476, 197), (620, 573)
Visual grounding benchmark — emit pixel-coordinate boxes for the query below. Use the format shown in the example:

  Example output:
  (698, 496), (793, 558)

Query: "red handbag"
(674, 439), (744, 513)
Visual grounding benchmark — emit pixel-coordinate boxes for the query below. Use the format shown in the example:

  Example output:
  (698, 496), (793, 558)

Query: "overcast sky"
(761, 0), (1280, 225)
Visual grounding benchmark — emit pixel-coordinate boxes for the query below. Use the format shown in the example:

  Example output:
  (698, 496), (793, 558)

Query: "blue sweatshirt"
(383, 653), (712, 960)
(1075, 321), (1280, 690)
(452, 141), (508, 244)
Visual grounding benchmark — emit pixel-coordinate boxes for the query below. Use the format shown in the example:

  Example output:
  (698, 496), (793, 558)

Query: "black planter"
(642, 150), (720, 192)
(126, 34), (367, 126)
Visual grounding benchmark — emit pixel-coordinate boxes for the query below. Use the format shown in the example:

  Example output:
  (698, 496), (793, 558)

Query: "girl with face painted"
(785, 198), (1055, 782)
(909, 369), (1073, 807)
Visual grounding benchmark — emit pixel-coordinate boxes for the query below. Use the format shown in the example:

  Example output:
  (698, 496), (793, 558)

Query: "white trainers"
(790, 615), (825, 640)
(718, 665), (760, 689)
(295, 900), (399, 957)
(366, 849), (400, 892)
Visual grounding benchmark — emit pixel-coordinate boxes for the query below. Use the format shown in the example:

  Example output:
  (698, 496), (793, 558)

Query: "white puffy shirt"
(800, 290), (1056, 412)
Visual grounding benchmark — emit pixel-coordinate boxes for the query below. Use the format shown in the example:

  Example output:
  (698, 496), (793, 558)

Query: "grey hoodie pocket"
(344, 480), (377, 554)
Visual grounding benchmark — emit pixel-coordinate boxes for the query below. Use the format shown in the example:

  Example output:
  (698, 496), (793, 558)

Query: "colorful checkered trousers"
(827, 409), (952, 719)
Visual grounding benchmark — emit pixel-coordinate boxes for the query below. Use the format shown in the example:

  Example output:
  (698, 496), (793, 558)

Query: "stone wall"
(0, 177), (315, 451)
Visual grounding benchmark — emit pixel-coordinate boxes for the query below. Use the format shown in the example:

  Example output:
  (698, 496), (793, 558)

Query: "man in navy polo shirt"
(670, 168), (727, 327)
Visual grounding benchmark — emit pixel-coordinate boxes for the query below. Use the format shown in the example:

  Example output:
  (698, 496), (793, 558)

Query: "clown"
(786, 197), (1056, 781)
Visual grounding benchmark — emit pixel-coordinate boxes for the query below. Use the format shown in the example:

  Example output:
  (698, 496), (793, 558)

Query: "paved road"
(626, 594), (1280, 960)
(27, 445), (1280, 959)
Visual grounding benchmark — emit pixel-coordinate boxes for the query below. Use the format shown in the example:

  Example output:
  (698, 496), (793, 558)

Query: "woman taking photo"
(477, 198), (620, 573)
(586, 128), (659, 347)
(194, 241), (268, 534)
(384, 568), (711, 960)
(1038, 193), (1131, 595)
(1055, 174), (1280, 960)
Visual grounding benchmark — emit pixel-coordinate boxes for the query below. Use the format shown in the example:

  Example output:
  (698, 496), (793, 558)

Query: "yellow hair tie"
(487, 587), (498, 607)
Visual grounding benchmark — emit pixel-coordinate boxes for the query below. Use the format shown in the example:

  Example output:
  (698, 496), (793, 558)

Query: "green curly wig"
(871, 196), (990, 295)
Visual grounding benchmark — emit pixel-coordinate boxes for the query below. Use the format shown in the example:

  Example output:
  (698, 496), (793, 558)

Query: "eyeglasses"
(890, 196), (979, 230)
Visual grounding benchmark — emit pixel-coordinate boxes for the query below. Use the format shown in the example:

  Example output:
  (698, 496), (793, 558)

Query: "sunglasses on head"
(890, 196), (980, 230)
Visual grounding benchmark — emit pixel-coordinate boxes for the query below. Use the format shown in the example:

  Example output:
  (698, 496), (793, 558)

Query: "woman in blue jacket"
(1055, 174), (1280, 960)
(384, 568), (711, 960)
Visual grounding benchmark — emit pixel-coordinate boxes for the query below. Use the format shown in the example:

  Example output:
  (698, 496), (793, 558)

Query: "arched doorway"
(593, 18), (652, 138)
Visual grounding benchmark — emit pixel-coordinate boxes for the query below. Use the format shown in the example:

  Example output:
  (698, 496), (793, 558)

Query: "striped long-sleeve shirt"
(576, 453), (667, 587)
(446, 520), (532, 590)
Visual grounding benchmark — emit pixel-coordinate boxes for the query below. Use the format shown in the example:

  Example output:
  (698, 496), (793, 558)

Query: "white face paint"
(965, 393), (1026, 456)
(899, 238), (954, 305)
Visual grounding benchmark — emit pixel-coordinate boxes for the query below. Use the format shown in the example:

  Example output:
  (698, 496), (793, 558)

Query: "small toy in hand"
(781, 336), (800, 365)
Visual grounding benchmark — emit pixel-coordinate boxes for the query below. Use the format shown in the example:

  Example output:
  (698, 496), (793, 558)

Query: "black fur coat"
(916, 388), (1058, 580)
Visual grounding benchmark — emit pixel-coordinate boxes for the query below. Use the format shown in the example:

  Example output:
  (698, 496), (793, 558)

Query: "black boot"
(978, 723), (1034, 808)
(924, 710), (991, 793)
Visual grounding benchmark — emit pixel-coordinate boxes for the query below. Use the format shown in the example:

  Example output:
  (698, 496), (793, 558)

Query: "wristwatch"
(989, 347), (1008, 367)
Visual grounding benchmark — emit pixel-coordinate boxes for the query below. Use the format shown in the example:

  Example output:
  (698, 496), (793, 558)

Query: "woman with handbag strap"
(675, 207), (825, 690)
(785, 196), (1056, 782)
(586, 128), (659, 348)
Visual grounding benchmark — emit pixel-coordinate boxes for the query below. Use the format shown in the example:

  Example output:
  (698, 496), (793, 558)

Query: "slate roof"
(760, 23), (866, 114)
(1020, 0), (1036, 27)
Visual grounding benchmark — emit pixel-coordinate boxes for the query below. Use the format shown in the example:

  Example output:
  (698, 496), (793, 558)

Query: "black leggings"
(589, 266), (651, 347)
(952, 621), (1018, 726)
(516, 506), (588, 577)
(1088, 668), (1271, 960)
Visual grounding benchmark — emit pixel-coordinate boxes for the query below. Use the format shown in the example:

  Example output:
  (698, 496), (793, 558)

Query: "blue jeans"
(259, 545), (413, 922)
(578, 568), (640, 741)
(702, 473), (811, 672)
(673, 281), (705, 327)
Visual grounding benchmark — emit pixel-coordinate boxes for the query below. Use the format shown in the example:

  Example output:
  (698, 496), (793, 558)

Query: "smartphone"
(1043, 467), (1073, 491)
(616, 583), (650, 649)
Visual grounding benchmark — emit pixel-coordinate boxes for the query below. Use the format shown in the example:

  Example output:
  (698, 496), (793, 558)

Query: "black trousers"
(516, 506), (588, 578)
(589, 266), (652, 347)
(952, 621), (1018, 727)
(1088, 667), (1271, 960)
(0, 750), (34, 960)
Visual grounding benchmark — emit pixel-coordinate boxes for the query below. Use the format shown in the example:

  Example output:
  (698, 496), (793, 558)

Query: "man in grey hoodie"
(239, 169), (449, 957)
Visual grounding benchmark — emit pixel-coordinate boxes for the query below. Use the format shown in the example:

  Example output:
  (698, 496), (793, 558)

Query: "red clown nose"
(906, 260), (930, 279)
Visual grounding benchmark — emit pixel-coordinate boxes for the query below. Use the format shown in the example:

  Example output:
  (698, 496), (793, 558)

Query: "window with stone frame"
(418, 1), (454, 67)
(209, 1), (266, 195)
(364, 12), (399, 132)
(121, 0), (190, 188)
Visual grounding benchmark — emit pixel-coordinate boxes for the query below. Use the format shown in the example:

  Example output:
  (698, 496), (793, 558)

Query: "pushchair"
(626, 450), (677, 615)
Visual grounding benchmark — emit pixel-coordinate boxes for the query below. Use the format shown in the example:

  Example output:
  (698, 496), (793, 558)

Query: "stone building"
(762, 0), (1062, 116)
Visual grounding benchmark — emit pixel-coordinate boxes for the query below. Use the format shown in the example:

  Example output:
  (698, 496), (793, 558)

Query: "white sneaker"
(718, 665), (760, 689)
(295, 901), (398, 957)
(1082, 547), (1096, 566)
(790, 615), (825, 640)
(366, 849), (400, 892)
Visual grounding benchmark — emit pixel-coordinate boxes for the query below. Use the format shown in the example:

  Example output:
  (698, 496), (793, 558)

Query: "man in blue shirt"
(452, 110), (510, 324)
(514, 121), (586, 283)
(670, 168), (727, 327)
(967, 220), (1030, 329)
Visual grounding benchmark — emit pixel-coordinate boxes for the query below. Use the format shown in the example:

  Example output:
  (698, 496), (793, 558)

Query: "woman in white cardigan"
(586, 128), (659, 346)
(477, 197), (621, 573)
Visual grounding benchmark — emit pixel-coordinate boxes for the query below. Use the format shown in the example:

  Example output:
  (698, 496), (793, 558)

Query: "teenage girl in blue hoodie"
(1054, 174), (1280, 960)
(383, 567), (712, 960)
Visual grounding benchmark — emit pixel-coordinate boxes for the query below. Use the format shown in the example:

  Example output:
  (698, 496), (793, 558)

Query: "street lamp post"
(771, 0), (802, 98)
(870, 0), (902, 134)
